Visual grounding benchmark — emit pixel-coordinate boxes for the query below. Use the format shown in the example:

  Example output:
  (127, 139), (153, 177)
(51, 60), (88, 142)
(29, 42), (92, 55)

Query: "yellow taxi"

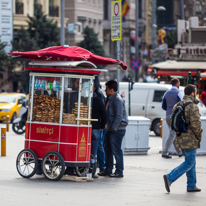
(0, 93), (27, 122)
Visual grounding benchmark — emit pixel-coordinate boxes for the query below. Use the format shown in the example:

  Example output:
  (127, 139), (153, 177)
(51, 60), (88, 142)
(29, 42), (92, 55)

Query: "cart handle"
(76, 118), (98, 121)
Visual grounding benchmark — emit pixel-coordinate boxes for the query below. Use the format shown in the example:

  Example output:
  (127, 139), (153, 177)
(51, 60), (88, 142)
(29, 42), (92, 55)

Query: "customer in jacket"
(162, 78), (183, 158)
(93, 76), (107, 173)
(98, 80), (128, 178)
(91, 90), (107, 177)
(163, 84), (202, 193)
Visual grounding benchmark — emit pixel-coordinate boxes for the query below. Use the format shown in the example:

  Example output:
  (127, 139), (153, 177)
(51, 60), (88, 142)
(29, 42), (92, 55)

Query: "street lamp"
(151, 4), (166, 49)
(157, 6), (166, 11)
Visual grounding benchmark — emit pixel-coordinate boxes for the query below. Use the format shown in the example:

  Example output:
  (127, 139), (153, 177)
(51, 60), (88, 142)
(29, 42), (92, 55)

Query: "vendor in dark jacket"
(91, 90), (107, 177)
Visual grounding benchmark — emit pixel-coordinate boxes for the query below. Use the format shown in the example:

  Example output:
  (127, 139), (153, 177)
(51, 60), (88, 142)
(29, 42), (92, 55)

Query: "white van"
(100, 82), (206, 136)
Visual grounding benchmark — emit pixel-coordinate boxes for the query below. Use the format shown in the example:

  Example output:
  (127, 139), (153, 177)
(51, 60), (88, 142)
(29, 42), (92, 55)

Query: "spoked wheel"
(75, 154), (97, 178)
(41, 151), (65, 181)
(12, 122), (26, 134)
(16, 149), (38, 178)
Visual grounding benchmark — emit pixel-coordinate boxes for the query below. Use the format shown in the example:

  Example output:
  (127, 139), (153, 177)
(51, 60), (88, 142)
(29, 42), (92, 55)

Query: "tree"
(27, 8), (60, 49)
(10, 7), (60, 93)
(78, 26), (105, 57)
(164, 29), (177, 48)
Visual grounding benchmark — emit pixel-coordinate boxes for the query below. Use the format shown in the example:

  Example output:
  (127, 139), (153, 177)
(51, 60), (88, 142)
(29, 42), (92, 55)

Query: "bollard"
(6, 115), (9, 132)
(1, 127), (6, 156)
(160, 119), (163, 138)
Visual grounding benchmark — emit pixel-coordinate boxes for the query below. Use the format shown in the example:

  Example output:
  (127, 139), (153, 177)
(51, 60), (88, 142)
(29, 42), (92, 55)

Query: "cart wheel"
(75, 154), (97, 178)
(16, 149), (38, 178)
(41, 151), (65, 181)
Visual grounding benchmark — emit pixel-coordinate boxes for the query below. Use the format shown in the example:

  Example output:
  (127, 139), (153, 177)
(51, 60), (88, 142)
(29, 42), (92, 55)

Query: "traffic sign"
(111, 0), (122, 41)
(130, 59), (141, 70)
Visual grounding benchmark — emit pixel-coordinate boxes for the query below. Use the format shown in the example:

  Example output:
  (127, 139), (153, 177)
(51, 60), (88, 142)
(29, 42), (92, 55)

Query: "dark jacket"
(92, 92), (107, 129)
(106, 92), (128, 132)
(95, 88), (106, 105)
(172, 95), (202, 149)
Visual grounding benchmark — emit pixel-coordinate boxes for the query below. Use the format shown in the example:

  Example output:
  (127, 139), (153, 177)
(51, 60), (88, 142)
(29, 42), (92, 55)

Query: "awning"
(151, 60), (206, 70)
(157, 70), (197, 77)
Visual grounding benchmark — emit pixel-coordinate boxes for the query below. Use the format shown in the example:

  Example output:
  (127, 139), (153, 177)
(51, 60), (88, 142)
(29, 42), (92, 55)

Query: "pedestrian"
(162, 78), (183, 158)
(163, 84), (202, 193)
(98, 80), (128, 178)
(91, 89), (107, 178)
(93, 76), (107, 173)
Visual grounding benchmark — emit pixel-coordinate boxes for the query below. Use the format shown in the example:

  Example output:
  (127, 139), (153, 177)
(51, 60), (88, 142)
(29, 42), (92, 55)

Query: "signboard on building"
(0, 0), (13, 53)
(111, 0), (122, 41)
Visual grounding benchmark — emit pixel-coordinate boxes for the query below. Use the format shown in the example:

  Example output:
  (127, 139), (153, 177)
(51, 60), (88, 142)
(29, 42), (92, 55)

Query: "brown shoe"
(187, 187), (201, 192)
(163, 175), (171, 193)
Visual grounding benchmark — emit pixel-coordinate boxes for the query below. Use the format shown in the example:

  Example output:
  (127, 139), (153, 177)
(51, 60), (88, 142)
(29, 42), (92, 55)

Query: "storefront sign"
(0, 0), (13, 53)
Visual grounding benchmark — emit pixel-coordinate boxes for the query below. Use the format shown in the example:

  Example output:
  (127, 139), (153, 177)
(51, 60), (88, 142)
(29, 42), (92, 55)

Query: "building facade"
(64, 0), (103, 46)
(157, 0), (206, 28)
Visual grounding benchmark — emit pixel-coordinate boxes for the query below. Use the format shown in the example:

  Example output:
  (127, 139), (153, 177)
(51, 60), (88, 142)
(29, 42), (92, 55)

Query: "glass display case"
(28, 73), (94, 126)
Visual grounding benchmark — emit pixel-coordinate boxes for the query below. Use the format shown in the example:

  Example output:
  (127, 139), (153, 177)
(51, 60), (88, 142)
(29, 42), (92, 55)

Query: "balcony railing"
(34, 3), (42, 14)
(49, 5), (59, 17)
(15, 2), (24, 14)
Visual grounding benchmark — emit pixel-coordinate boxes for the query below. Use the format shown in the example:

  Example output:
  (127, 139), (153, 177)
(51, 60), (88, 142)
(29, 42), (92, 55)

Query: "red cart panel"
(30, 123), (60, 142)
(59, 144), (77, 161)
(25, 123), (30, 139)
(29, 141), (58, 159)
(77, 127), (91, 162)
(60, 125), (78, 143)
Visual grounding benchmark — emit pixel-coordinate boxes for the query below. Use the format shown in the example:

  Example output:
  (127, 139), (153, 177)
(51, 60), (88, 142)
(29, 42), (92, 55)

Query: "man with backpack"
(162, 78), (183, 158)
(163, 84), (202, 193)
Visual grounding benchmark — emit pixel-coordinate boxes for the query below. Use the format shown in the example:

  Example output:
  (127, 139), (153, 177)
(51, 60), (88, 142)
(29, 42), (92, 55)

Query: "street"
(0, 123), (206, 206)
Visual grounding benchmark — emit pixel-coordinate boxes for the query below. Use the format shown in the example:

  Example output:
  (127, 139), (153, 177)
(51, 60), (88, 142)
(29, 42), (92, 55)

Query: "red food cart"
(8, 46), (127, 181)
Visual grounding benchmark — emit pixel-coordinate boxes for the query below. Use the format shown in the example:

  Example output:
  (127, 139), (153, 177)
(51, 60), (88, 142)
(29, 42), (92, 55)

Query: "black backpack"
(170, 102), (193, 136)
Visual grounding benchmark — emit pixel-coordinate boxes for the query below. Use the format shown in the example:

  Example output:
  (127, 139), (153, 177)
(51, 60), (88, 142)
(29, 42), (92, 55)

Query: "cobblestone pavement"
(0, 124), (205, 206)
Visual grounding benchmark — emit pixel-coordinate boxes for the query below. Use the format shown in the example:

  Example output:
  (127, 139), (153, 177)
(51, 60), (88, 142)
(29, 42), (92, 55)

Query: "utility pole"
(151, 0), (157, 49)
(180, 0), (185, 20)
(60, 0), (65, 45)
(135, 0), (139, 82)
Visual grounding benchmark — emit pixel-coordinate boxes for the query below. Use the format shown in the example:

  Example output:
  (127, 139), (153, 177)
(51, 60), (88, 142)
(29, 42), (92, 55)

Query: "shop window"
(15, 0), (24, 14)
(49, 0), (59, 17)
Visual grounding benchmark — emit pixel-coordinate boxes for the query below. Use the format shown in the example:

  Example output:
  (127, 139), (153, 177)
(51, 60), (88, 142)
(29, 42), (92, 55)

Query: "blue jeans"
(166, 149), (197, 190)
(104, 130), (126, 175)
(97, 129), (106, 170)
(91, 129), (101, 159)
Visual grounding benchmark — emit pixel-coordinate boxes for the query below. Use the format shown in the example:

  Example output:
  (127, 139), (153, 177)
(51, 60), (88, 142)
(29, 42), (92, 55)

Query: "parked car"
(0, 93), (27, 122)
(100, 82), (206, 136)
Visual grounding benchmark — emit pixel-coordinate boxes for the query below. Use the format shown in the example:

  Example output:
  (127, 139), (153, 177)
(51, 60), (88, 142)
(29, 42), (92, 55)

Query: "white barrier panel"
(122, 116), (151, 155)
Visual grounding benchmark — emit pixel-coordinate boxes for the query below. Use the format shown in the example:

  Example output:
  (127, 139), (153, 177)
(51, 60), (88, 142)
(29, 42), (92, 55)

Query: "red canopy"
(8, 46), (127, 70)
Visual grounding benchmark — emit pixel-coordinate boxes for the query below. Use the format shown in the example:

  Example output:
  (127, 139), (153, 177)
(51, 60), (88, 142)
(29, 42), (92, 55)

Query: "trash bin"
(162, 116), (206, 155)
(122, 116), (150, 155)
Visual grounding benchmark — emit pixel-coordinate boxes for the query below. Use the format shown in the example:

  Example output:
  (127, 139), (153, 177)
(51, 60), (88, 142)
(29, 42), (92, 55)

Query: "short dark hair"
(184, 84), (196, 95)
(105, 80), (118, 92)
(171, 78), (179, 86)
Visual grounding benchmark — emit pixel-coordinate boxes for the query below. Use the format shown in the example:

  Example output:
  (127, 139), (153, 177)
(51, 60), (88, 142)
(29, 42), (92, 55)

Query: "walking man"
(163, 84), (202, 193)
(162, 78), (183, 158)
(98, 80), (128, 178)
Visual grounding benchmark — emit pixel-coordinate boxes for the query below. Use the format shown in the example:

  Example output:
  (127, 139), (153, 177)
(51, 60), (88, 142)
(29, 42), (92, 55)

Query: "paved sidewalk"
(0, 124), (205, 206)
